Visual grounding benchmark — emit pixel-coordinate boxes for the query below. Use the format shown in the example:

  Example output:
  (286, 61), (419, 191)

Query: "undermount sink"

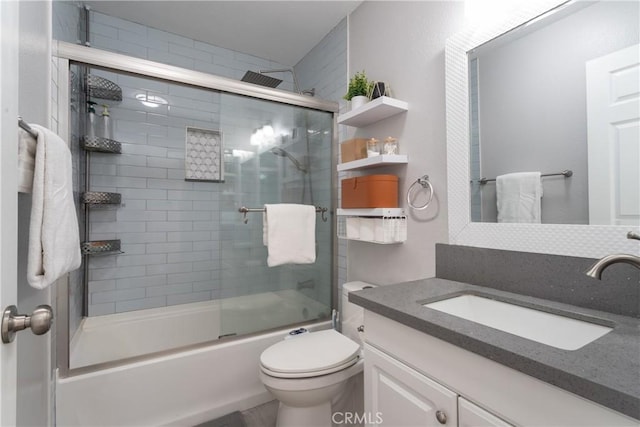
(423, 294), (613, 350)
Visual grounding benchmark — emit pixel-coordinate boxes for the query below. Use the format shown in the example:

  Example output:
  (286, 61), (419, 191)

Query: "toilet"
(259, 281), (374, 427)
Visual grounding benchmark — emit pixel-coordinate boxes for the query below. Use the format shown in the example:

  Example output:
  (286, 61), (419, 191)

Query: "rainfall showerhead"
(270, 147), (307, 173)
(241, 70), (283, 88)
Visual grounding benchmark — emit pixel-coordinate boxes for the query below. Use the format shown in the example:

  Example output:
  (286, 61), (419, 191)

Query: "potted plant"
(344, 70), (371, 110)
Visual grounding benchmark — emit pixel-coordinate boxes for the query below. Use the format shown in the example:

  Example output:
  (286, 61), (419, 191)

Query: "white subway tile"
(167, 211), (211, 221)
(146, 242), (193, 254)
(146, 200), (192, 211)
(120, 188), (167, 200)
(167, 270), (211, 285)
(88, 280), (116, 293)
(92, 288), (146, 304)
(167, 251), (211, 264)
(116, 296), (166, 313)
(117, 210), (167, 222)
(169, 42), (212, 62)
(146, 283), (193, 297)
(117, 274), (168, 289)
(88, 303), (116, 316)
(146, 221), (193, 232)
(147, 262), (192, 275)
(147, 179), (193, 191)
(167, 291), (211, 306)
(167, 231), (211, 242)
(116, 253), (167, 267)
(118, 232), (167, 244)
(90, 265), (146, 281)
(118, 165), (167, 179)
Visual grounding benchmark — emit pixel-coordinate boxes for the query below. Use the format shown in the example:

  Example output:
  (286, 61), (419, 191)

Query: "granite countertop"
(350, 278), (640, 420)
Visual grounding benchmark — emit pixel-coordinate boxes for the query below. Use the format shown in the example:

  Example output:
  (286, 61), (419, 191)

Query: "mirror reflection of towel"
(496, 172), (543, 223)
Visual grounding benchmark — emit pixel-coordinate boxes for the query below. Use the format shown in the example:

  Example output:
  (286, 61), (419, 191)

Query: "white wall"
(346, 2), (465, 284)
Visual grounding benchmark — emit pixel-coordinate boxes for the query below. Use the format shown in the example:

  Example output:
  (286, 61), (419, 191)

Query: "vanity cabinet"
(365, 344), (511, 427)
(366, 344), (458, 426)
(363, 311), (637, 427)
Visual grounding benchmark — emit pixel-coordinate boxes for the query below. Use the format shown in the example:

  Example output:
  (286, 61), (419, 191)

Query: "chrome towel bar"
(239, 206), (328, 224)
(18, 117), (38, 139)
(479, 169), (573, 185)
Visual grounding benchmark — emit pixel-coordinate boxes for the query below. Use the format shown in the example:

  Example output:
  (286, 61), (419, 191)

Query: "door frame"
(0, 0), (21, 424)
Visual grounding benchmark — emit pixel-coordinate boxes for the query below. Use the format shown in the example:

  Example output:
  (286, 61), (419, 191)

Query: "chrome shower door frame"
(53, 41), (339, 377)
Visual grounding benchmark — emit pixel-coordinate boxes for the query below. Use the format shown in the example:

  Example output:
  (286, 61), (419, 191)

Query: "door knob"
(1, 305), (53, 344)
(435, 410), (447, 424)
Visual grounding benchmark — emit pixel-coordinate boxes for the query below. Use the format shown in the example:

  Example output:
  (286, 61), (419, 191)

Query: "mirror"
(446, 0), (639, 258)
(468, 0), (639, 225)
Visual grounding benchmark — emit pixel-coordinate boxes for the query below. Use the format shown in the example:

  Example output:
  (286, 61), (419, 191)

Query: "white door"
(587, 44), (640, 226)
(365, 344), (458, 427)
(1, 0), (21, 424)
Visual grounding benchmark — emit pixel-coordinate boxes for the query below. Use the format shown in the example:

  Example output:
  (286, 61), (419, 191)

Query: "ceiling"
(84, 1), (362, 66)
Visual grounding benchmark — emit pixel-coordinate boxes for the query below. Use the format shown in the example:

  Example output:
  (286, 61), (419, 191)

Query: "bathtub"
(58, 290), (331, 426)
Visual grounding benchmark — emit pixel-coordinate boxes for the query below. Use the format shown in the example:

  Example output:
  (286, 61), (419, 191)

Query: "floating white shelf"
(337, 154), (408, 172)
(337, 211), (407, 244)
(337, 208), (406, 217)
(337, 96), (409, 127)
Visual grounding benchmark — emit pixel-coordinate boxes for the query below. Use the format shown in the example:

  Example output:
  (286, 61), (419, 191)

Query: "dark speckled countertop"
(350, 278), (640, 420)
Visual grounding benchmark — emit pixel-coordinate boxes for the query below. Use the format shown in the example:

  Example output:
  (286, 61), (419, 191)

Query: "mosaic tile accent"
(185, 127), (223, 182)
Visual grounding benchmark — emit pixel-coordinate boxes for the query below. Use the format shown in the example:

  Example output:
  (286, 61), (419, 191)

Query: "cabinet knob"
(435, 410), (447, 424)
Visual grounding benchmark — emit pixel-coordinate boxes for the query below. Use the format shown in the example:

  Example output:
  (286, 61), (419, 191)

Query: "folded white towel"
(263, 204), (316, 267)
(18, 128), (37, 193)
(496, 172), (543, 223)
(27, 124), (82, 289)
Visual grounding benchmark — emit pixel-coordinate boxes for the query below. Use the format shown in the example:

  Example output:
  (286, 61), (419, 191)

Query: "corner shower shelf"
(82, 136), (122, 154)
(337, 154), (408, 172)
(86, 74), (123, 101)
(337, 208), (407, 244)
(337, 96), (409, 127)
(81, 240), (123, 256)
(82, 191), (122, 206)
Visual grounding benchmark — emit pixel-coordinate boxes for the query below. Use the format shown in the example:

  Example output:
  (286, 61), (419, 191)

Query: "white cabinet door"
(365, 344), (458, 427)
(458, 397), (513, 427)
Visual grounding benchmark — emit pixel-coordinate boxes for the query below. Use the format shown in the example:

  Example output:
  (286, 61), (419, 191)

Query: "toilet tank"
(341, 281), (376, 344)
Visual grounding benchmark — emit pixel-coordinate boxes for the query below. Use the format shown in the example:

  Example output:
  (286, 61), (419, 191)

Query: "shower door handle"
(1, 304), (53, 344)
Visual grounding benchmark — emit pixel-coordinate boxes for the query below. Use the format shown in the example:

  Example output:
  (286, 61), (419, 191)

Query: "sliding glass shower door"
(67, 61), (334, 369)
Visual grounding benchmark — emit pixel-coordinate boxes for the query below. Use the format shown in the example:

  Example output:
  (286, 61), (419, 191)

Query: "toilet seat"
(260, 330), (360, 379)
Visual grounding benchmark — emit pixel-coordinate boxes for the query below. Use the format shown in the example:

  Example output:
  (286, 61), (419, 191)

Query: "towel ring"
(407, 175), (434, 211)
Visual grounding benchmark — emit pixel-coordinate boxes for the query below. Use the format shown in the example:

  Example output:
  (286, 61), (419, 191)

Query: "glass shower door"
(217, 92), (334, 338)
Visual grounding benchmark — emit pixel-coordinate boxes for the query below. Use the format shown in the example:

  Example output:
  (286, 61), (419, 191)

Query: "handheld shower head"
(270, 147), (307, 173)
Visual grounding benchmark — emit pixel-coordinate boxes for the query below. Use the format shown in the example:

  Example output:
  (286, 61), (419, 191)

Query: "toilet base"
(276, 401), (331, 427)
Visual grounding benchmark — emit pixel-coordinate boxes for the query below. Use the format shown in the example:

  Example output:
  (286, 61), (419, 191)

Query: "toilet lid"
(260, 330), (360, 376)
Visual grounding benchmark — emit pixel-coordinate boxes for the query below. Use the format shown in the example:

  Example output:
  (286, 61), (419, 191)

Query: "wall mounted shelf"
(337, 209), (407, 244)
(81, 240), (123, 256)
(337, 154), (408, 172)
(86, 74), (123, 101)
(82, 136), (122, 154)
(337, 96), (409, 127)
(82, 192), (122, 206)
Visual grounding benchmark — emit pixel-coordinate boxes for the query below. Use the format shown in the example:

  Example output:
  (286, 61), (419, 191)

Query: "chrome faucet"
(585, 232), (640, 279)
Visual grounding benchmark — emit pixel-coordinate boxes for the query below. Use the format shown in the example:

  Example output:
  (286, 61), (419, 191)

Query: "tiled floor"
(195, 400), (278, 427)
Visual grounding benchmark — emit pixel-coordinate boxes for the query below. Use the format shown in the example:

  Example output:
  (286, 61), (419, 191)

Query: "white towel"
(263, 204), (316, 267)
(496, 172), (543, 223)
(27, 124), (82, 289)
(18, 129), (37, 193)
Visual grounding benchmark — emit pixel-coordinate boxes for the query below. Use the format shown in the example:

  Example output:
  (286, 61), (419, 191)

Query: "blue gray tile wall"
(51, 8), (347, 317)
